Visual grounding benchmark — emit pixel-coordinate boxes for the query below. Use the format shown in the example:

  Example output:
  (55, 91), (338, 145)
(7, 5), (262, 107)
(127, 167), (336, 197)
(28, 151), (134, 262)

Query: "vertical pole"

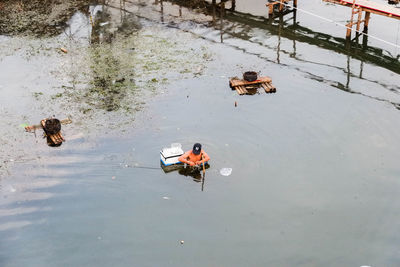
(279, 0), (284, 12)
(356, 8), (362, 35)
(346, 0), (356, 39)
(220, 1), (225, 43)
(293, 0), (297, 22)
(231, 0), (236, 11)
(268, 3), (274, 18)
(363, 11), (370, 32)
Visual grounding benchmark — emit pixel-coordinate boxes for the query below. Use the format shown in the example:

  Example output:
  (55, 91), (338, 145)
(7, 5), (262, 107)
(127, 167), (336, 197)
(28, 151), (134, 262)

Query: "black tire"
(243, 71), (258, 82)
(44, 118), (61, 135)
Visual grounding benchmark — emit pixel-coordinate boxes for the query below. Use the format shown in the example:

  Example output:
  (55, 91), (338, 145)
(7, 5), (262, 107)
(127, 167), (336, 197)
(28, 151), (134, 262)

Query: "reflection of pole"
(212, 0), (216, 26)
(277, 14), (283, 63)
(231, 0), (236, 11)
(160, 0), (164, 23)
(346, 52), (351, 89)
(292, 8), (297, 58)
(220, 1), (225, 43)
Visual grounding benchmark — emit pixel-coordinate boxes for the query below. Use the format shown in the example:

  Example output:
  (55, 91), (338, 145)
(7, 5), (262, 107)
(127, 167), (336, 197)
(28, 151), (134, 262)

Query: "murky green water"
(1, 1), (400, 266)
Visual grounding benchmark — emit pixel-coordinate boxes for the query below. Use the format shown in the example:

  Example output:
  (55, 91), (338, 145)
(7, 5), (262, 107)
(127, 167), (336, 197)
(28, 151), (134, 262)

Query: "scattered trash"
(9, 159), (14, 162)
(220, 168), (232, 176)
(180, 240), (184, 244)
(9, 186), (16, 193)
(60, 47), (68, 53)
(99, 22), (110, 26)
(97, 236), (102, 240)
(19, 123), (28, 128)
(162, 196), (170, 200)
(112, 176), (116, 180)
(234, 101), (237, 107)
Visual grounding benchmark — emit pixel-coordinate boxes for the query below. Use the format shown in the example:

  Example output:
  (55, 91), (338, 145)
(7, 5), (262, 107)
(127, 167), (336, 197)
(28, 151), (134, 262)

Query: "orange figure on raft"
(178, 143), (210, 167)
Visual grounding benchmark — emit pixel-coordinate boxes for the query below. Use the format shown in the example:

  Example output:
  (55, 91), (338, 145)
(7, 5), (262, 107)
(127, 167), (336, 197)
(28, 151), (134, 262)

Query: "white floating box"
(160, 143), (184, 166)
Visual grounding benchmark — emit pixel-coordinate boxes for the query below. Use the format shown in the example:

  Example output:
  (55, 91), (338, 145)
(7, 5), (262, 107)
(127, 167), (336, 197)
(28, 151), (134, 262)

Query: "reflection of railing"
(151, 0), (400, 108)
(162, 0), (399, 75)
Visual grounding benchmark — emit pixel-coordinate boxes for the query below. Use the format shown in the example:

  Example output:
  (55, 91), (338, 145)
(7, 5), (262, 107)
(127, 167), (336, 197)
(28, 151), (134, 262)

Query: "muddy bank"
(0, 0), (92, 36)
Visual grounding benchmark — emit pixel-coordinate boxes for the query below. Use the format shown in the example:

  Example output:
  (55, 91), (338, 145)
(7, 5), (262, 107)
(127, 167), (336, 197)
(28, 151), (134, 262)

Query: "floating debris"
(60, 48), (68, 53)
(220, 168), (232, 176)
(229, 74), (276, 95)
(24, 117), (72, 147)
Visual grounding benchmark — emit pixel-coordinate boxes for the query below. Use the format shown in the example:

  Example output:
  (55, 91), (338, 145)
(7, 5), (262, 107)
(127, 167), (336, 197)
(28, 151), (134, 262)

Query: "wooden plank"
(239, 86), (249, 94)
(235, 87), (243, 95)
(261, 83), (271, 93)
(237, 87), (243, 95)
(229, 76), (272, 87)
(267, 82), (277, 92)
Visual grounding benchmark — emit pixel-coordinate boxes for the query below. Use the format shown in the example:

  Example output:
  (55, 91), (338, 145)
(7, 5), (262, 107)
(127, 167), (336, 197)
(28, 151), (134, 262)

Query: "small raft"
(229, 76), (276, 95)
(25, 118), (71, 146)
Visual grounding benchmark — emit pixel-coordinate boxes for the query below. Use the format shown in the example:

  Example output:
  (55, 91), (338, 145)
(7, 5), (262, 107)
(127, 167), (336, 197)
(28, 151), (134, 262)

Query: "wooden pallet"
(229, 76), (277, 95)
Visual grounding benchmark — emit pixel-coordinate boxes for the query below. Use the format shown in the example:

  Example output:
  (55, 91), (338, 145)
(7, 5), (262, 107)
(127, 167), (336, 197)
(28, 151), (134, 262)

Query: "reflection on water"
(162, 163), (211, 182)
(150, 0), (400, 108)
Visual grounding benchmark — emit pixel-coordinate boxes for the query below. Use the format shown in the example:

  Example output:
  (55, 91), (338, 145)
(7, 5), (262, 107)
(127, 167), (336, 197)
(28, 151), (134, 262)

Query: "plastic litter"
(220, 168), (232, 176)
(162, 196), (170, 200)
(9, 186), (16, 193)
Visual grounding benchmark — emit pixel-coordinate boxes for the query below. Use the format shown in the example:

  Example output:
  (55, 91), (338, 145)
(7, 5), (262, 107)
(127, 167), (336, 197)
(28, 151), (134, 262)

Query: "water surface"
(1, 1), (400, 266)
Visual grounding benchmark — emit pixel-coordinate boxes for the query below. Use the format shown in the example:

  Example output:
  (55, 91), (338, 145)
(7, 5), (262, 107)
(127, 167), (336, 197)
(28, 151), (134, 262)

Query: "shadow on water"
(162, 163), (211, 191)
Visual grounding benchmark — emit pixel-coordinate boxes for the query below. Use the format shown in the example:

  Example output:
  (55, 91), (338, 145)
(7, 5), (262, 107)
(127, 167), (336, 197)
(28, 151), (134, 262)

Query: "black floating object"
(243, 71), (258, 82)
(44, 118), (61, 135)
